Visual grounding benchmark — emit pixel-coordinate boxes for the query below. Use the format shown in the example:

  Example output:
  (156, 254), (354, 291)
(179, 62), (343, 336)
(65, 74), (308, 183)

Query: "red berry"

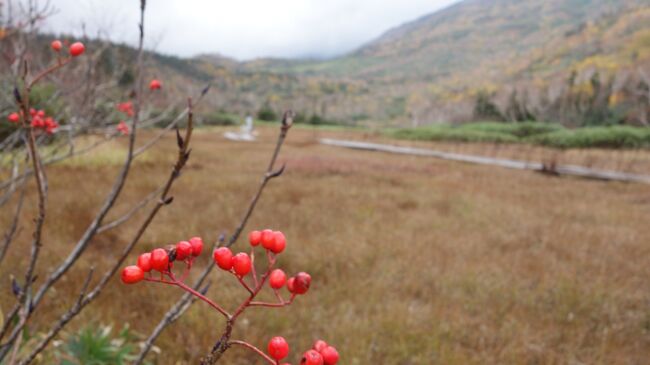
(51, 40), (62, 52)
(267, 336), (289, 360)
(149, 79), (162, 90)
(300, 350), (323, 365)
(320, 346), (339, 365)
(261, 229), (275, 250)
(292, 272), (311, 295)
(189, 236), (203, 256)
(175, 241), (192, 260)
(137, 252), (153, 272)
(29, 108), (36, 116)
(69, 42), (85, 57)
(121, 265), (144, 284)
(7, 113), (19, 123)
(271, 231), (286, 254)
(313, 340), (328, 353)
(213, 247), (233, 270)
(150, 248), (169, 272)
(31, 117), (43, 128)
(232, 252), (252, 276)
(37, 110), (45, 118)
(117, 121), (129, 135)
(249, 230), (262, 246)
(287, 277), (296, 293)
(269, 269), (287, 289)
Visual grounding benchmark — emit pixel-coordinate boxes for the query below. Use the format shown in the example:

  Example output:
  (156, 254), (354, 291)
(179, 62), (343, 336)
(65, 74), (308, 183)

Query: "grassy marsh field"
(1, 126), (649, 364)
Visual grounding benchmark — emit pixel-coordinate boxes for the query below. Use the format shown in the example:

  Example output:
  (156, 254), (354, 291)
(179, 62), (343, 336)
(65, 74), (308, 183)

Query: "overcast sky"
(37, 0), (460, 60)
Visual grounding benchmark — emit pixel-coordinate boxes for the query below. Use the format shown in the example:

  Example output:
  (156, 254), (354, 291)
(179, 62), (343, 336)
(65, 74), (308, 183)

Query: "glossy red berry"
(189, 236), (203, 256)
(292, 272), (311, 295)
(301, 350), (323, 365)
(7, 113), (19, 123)
(249, 230), (262, 246)
(313, 340), (328, 353)
(287, 277), (296, 293)
(149, 79), (162, 90)
(121, 265), (144, 284)
(137, 252), (153, 272)
(37, 110), (45, 118)
(269, 269), (287, 289)
(261, 229), (275, 250)
(271, 231), (286, 254)
(150, 248), (169, 272)
(213, 247), (233, 270)
(267, 336), (289, 360)
(69, 42), (85, 57)
(176, 241), (192, 260)
(51, 40), (62, 52)
(320, 346), (339, 365)
(232, 252), (252, 276)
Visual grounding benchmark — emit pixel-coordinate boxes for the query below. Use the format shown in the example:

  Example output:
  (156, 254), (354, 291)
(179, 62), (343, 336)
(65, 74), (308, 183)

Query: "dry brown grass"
(1, 126), (650, 364)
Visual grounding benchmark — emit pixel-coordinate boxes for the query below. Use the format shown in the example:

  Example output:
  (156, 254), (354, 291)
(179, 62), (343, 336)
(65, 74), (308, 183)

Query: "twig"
(228, 340), (276, 364)
(0, 184), (26, 265)
(97, 185), (165, 233)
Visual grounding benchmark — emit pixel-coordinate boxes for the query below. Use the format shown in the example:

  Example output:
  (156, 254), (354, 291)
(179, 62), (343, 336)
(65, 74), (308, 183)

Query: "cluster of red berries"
(6, 109), (59, 134)
(117, 101), (134, 117)
(121, 230), (328, 363)
(50, 39), (85, 57)
(121, 237), (203, 284)
(212, 229), (311, 295)
(267, 338), (339, 365)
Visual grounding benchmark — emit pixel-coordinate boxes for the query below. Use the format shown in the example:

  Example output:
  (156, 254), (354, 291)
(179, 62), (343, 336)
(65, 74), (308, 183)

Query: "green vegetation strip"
(388, 122), (650, 149)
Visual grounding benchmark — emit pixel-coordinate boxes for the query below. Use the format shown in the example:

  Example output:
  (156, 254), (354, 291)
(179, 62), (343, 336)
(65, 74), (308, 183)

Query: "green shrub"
(527, 126), (650, 149)
(390, 122), (650, 149)
(390, 125), (519, 144)
(257, 105), (277, 121)
(459, 121), (565, 138)
(201, 111), (238, 126)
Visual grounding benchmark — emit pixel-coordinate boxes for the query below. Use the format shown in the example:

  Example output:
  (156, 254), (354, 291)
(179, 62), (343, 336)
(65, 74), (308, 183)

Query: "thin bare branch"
(97, 185), (165, 234)
(0, 184), (26, 265)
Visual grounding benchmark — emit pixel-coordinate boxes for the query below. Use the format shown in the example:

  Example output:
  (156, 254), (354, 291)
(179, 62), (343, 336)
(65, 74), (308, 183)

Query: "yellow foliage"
(574, 55), (619, 73)
(609, 92), (624, 107)
(573, 81), (594, 97)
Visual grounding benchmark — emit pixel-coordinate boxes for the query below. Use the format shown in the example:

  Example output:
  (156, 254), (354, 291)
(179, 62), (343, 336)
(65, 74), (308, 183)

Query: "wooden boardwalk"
(319, 138), (650, 185)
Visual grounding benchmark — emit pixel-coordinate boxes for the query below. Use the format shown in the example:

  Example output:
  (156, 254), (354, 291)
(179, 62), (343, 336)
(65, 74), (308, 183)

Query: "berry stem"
(144, 277), (176, 286)
(250, 248), (259, 287)
(29, 57), (73, 88)
(168, 272), (230, 318)
(228, 340), (276, 364)
(177, 260), (193, 282)
(248, 295), (295, 308)
(235, 275), (255, 295)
